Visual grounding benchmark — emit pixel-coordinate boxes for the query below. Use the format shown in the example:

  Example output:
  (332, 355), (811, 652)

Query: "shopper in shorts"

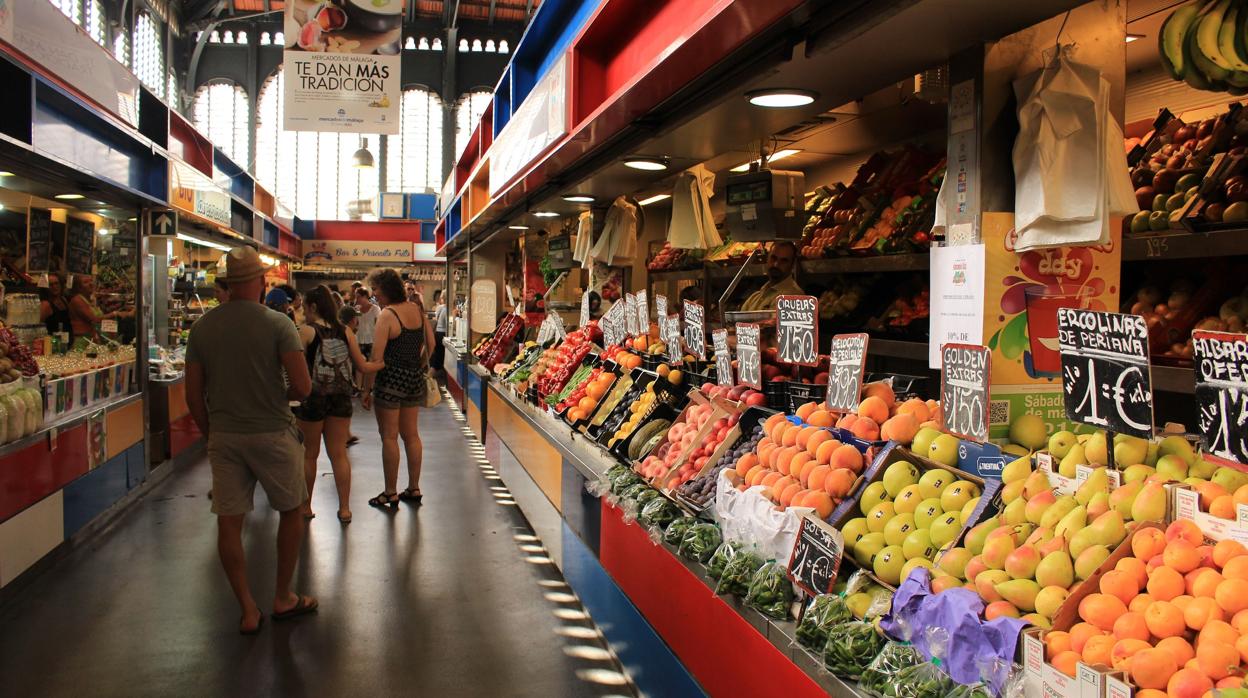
(294, 285), (383, 523)
(185, 246), (318, 634)
(361, 268), (435, 509)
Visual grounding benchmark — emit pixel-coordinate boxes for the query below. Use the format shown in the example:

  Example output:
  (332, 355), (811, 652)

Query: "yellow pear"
(1084, 433), (1108, 466)
(1075, 467), (1109, 506)
(1039, 496), (1078, 529)
(1022, 470), (1051, 499)
(1001, 479), (1027, 505)
(1058, 444), (1084, 478)
(1130, 481), (1167, 523)
(1053, 504), (1087, 539)
(1001, 455), (1032, 485)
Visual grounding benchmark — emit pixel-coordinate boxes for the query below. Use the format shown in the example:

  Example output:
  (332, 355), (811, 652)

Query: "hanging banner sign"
(940, 343), (992, 443)
(826, 333), (869, 414)
(776, 295), (818, 366)
(664, 314), (683, 365)
(1193, 330), (1248, 464)
(713, 329), (733, 387)
(282, 0), (402, 134)
(302, 240), (414, 264)
(1057, 309), (1154, 439)
(656, 294), (668, 335)
(580, 291), (591, 327)
(684, 301), (706, 361)
(736, 323), (762, 389)
(636, 290), (649, 336)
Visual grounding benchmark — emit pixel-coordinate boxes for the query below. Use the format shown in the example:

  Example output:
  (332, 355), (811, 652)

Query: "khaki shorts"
(207, 425), (307, 515)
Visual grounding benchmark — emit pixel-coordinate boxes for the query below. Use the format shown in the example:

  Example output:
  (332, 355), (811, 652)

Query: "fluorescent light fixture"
(1125, 33), (1144, 43)
(623, 156), (669, 171)
(54, 193), (85, 200)
(175, 232), (232, 252)
(0, 171), (13, 176)
(730, 149), (801, 173)
(562, 194), (595, 203)
(508, 224), (529, 230)
(259, 254), (277, 266)
(534, 211), (560, 218)
(97, 228), (111, 235)
(638, 193), (671, 206)
(745, 88), (818, 108)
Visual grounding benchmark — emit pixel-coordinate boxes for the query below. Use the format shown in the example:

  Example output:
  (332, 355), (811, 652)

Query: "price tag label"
(656, 294), (668, 336)
(636, 290), (649, 336)
(684, 301), (706, 361)
(1057, 309), (1154, 439)
(776, 295), (818, 366)
(713, 329), (733, 387)
(787, 512), (844, 597)
(101, 319), (119, 335)
(736, 322), (761, 389)
(625, 293), (638, 335)
(536, 311), (566, 345)
(940, 343), (992, 443)
(1193, 330), (1248, 464)
(826, 333), (868, 413)
(602, 301), (627, 347)
(664, 314), (683, 365)
(580, 291), (590, 327)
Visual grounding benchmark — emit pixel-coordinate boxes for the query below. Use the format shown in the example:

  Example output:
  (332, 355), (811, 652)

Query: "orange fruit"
(807, 465), (832, 493)
(814, 438), (840, 466)
(1149, 566), (1186, 601)
(1216, 578), (1248, 614)
(1044, 631), (1072, 660)
(1130, 648), (1178, 690)
(797, 457), (819, 487)
(1233, 609), (1248, 635)
(1164, 540), (1202, 574)
(781, 426), (800, 448)
(1069, 622), (1103, 654)
(823, 468), (856, 499)
(806, 410), (834, 428)
(1051, 650), (1080, 678)
(805, 430), (832, 458)
(1212, 495), (1236, 520)
(849, 416), (880, 441)
(1215, 539), (1248, 569)
(1191, 568), (1223, 598)
(830, 444), (865, 473)
(1238, 634), (1248, 665)
(1133, 527), (1168, 561)
(1184, 596), (1225, 631)
(1224, 556), (1248, 581)
(1145, 600), (1186, 639)
(1080, 593), (1129, 632)
(795, 401), (818, 421)
(1198, 619), (1239, 650)
(1117, 557), (1149, 590)
(1100, 570), (1139, 606)
(1167, 519), (1205, 546)
(1155, 636), (1195, 667)
(1129, 593), (1155, 613)
(1081, 634), (1114, 666)
(1111, 638), (1151, 671)
(857, 396), (890, 423)
(1167, 667), (1214, 698)
(1196, 641), (1241, 680)
(1112, 611), (1150, 642)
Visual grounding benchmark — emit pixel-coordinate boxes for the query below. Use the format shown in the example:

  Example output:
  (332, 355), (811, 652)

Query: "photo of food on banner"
(286, 0), (403, 56)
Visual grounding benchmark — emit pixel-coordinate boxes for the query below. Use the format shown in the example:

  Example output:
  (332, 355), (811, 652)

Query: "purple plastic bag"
(880, 567), (1029, 686)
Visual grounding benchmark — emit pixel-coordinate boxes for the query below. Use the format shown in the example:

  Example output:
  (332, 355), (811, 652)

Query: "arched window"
(49, 0), (81, 25)
(113, 31), (129, 66)
(256, 68), (381, 220)
(167, 70), (179, 109)
(384, 87), (444, 194)
(193, 82), (249, 166)
(85, 0), (105, 44)
(260, 31), (271, 45)
(134, 12), (165, 98)
(498, 39), (509, 53)
(454, 90), (491, 160)
(431, 37), (442, 51)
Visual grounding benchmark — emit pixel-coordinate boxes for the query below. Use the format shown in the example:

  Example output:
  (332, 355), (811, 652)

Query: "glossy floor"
(0, 396), (634, 697)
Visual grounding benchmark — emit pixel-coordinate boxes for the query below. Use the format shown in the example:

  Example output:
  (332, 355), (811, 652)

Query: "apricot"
(1079, 593), (1128, 632)
(1043, 630), (1071, 660)
(1218, 676), (1245, 689)
(1144, 600), (1186, 639)
(1198, 620), (1239, 650)
(1050, 650), (1080, 678)
(1100, 570), (1139, 606)
(1129, 648), (1178, 690)
(1111, 638), (1152, 671)
(830, 444), (865, 473)
(1173, 594), (1194, 612)
(1155, 636), (1196, 667)
(1184, 596), (1225, 631)
(1190, 568), (1223, 598)
(1224, 555), (1248, 581)
(1211, 495), (1236, 520)
(1196, 641), (1241, 680)
(1081, 634), (1114, 666)
(1111, 611), (1149, 642)
(1167, 519), (1205, 546)
(1129, 593), (1154, 613)
(1069, 622), (1102, 654)
(1238, 633), (1248, 665)
(1117, 557), (1149, 590)
(806, 410), (834, 428)
(1193, 481), (1229, 509)
(1234, 609), (1248, 635)
(1167, 668), (1214, 698)
(1165, 540), (1202, 573)
(1133, 527), (1167, 561)
(1148, 566), (1186, 601)
(1216, 578), (1248, 615)
(1215, 539), (1248, 569)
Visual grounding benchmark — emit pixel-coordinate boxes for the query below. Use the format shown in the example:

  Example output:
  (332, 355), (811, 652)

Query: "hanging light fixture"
(352, 138), (375, 169)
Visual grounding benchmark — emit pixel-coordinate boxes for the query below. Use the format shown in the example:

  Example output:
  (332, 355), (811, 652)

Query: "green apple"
(940, 480), (980, 514)
(911, 427), (941, 458)
(859, 482), (889, 515)
(928, 434), (960, 467)
(882, 460), (920, 499)
(929, 511), (964, 548)
(918, 467), (953, 499)
(914, 498), (945, 529)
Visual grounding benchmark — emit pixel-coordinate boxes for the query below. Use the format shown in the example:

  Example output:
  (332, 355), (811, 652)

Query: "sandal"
(240, 614), (264, 636)
(399, 488), (423, 505)
(369, 491), (400, 508)
(271, 595), (318, 621)
(346, 436), (359, 447)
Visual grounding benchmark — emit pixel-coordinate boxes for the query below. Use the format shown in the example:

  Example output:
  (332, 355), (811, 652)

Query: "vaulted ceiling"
(181, 0), (540, 28)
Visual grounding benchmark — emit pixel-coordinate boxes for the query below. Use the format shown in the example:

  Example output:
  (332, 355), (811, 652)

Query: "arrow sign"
(150, 210), (178, 238)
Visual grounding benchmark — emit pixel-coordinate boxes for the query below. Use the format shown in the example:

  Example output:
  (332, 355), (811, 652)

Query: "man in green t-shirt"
(186, 246), (317, 634)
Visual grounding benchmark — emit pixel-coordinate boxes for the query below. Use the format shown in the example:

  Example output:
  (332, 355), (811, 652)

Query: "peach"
(814, 438), (841, 466)
(862, 382), (896, 409)
(1130, 648), (1178, 690)
(805, 490), (835, 519)
(895, 397), (930, 423)
(795, 401), (819, 421)
(805, 429), (832, 459)
(823, 468), (856, 499)
(1215, 539), (1248, 569)
(1079, 593), (1128, 632)
(807, 410), (834, 428)
(836, 413), (858, 430)
(1155, 636), (1196, 667)
(807, 465), (832, 492)
(830, 444), (865, 473)
(858, 396), (890, 424)
(849, 416), (880, 442)
(880, 413), (920, 444)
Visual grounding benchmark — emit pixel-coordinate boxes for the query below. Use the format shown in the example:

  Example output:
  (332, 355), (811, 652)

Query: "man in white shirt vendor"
(739, 241), (804, 311)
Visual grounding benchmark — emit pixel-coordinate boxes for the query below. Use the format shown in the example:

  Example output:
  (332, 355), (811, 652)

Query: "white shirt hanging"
(669, 164), (722, 250)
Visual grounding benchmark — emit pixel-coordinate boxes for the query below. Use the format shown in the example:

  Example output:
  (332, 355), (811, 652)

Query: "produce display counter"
(483, 382), (862, 698)
(146, 374), (203, 467)
(444, 341), (466, 410)
(464, 363), (490, 440)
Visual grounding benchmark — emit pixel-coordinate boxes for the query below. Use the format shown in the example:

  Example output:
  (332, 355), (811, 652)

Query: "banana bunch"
(1162, 0), (1248, 93)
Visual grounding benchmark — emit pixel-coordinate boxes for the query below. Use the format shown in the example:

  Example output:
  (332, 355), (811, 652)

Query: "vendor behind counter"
(738, 241), (804, 311)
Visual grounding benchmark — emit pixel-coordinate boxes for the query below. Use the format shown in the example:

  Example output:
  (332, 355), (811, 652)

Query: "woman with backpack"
(296, 285), (384, 523)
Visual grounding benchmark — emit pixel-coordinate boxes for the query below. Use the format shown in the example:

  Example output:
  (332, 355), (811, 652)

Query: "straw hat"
(223, 246), (270, 284)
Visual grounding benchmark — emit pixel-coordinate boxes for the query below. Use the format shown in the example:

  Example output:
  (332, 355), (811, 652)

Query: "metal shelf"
(1123, 228), (1248, 261)
(1151, 363), (1194, 394)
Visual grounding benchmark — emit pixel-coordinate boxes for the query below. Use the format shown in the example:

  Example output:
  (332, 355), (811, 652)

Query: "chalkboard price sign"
(65, 216), (96, 276)
(664, 314), (683, 365)
(787, 512), (845, 597)
(656, 294), (668, 336)
(1057, 309), (1154, 439)
(826, 333), (869, 413)
(940, 343), (992, 443)
(581, 291), (591, 327)
(713, 329), (733, 387)
(776, 295), (818, 366)
(636, 290), (649, 337)
(736, 322), (762, 389)
(26, 208), (52, 274)
(684, 301), (706, 361)
(602, 300), (627, 347)
(1193, 330), (1248, 464)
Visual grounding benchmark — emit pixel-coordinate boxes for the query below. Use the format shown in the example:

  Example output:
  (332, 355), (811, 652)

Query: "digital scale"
(723, 169), (806, 242)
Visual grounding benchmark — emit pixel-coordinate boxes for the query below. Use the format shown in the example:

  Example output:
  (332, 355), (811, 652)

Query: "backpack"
(307, 324), (354, 396)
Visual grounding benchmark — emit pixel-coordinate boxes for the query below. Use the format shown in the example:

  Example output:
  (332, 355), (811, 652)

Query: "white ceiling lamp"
(533, 211), (559, 218)
(176, 232), (232, 252)
(508, 224), (529, 230)
(638, 193), (671, 206)
(562, 194), (594, 203)
(730, 149), (801, 173)
(54, 193), (85, 200)
(623, 156), (669, 171)
(745, 88), (818, 108)
(352, 138), (375, 169)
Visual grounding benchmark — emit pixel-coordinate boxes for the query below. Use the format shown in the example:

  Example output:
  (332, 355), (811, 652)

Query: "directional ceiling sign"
(149, 209), (178, 238)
